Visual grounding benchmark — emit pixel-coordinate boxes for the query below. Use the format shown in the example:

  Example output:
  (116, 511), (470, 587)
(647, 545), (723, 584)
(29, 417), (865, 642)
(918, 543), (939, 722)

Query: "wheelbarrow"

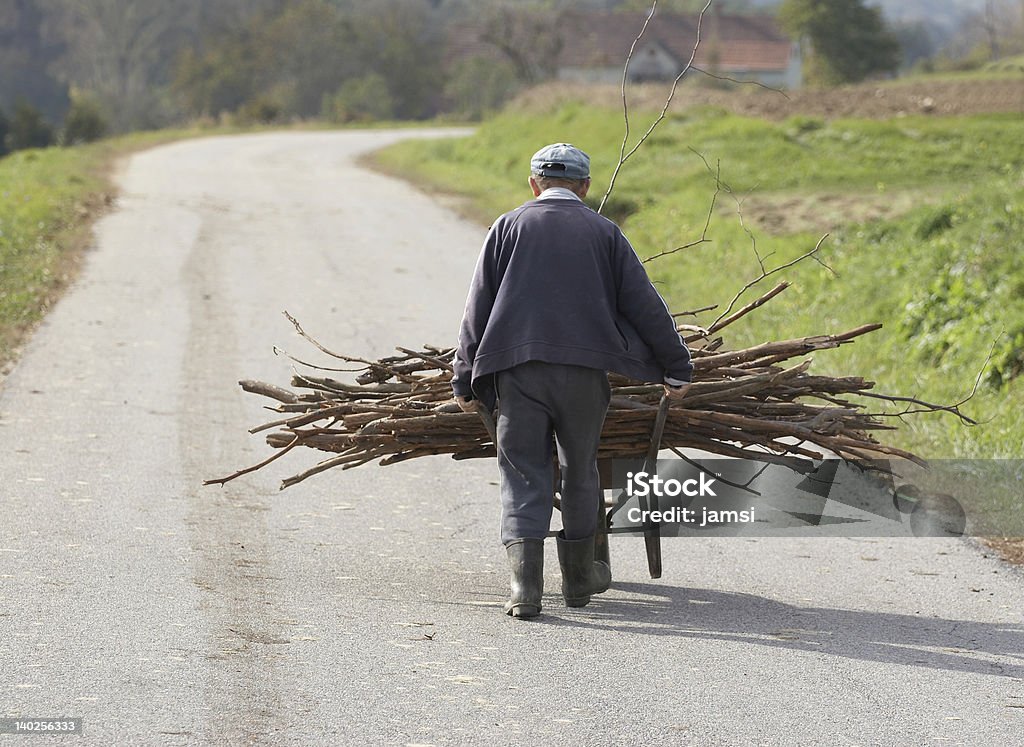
(594, 394), (670, 579)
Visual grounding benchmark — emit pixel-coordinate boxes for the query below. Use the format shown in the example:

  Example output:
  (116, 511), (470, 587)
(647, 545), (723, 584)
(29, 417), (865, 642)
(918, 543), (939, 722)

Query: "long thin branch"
(283, 311), (377, 367)
(689, 66), (793, 97)
(643, 157), (721, 264)
(712, 233), (833, 330)
(204, 435), (301, 487)
(857, 335), (998, 427)
(707, 281), (789, 335)
(598, 0), (715, 215)
(603, 0), (659, 217)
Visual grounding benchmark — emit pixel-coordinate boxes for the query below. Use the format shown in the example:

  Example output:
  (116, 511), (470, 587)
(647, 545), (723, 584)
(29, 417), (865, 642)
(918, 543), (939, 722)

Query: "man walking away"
(452, 143), (692, 618)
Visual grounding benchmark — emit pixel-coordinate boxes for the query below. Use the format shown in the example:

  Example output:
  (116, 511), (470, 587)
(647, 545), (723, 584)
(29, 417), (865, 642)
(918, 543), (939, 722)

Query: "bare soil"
(517, 77), (1024, 120)
(985, 537), (1024, 565)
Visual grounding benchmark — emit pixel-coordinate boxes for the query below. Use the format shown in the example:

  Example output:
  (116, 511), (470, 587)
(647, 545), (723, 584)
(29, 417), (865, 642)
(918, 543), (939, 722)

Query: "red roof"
(555, 10), (794, 73)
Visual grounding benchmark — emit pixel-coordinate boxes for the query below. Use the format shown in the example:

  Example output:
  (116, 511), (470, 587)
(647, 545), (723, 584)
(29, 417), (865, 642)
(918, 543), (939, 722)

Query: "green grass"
(374, 105), (1024, 460)
(0, 145), (109, 365)
(882, 53), (1024, 84)
(886, 65), (1024, 84)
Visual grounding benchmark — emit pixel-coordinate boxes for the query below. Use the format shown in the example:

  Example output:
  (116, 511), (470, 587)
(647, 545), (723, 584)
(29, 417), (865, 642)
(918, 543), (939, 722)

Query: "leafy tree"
(61, 94), (109, 144)
(779, 0), (902, 85)
(477, 5), (563, 83)
(349, 0), (443, 119)
(0, 0), (70, 124)
(6, 101), (54, 150)
(37, 0), (197, 130)
(322, 73), (396, 122)
(0, 108), (9, 157)
(172, 2), (351, 120)
(173, 44), (250, 119)
(173, 0), (442, 122)
(444, 56), (521, 120)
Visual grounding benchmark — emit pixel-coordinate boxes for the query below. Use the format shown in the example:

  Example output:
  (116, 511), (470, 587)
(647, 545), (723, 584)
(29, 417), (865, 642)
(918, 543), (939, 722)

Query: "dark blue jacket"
(452, 194), (692, 405)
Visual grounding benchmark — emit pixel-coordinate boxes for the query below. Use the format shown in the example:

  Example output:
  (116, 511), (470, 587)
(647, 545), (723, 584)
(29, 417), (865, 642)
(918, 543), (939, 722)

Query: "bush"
(915, 205), (955, 239)
(785, 115), (826, 137)
(236, 95), (283, 125)
(61, 97), (108, 145)
(6, 102), (54, 152)
(322, 74), (395, 123)
(443, 57), (520, 120)
(0, 108), (8, 158)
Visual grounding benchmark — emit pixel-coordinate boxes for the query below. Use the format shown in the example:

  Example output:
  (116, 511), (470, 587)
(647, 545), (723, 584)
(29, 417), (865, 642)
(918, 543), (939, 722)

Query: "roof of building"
(555, 10), (795, 72)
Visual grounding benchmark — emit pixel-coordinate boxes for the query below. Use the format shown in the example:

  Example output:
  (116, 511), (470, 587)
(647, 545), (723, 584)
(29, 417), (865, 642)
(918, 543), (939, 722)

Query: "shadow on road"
(533, 582), (1024, 680)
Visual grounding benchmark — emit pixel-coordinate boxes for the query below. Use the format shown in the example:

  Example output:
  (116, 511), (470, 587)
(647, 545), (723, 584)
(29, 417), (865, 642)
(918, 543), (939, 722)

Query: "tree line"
(2, 0), (570, 142)
(1, 0), (1020, 153)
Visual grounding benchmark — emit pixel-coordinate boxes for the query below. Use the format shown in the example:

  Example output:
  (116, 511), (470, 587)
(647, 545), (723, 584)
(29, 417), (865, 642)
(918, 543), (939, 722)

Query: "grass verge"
(0, 143), (114, 374)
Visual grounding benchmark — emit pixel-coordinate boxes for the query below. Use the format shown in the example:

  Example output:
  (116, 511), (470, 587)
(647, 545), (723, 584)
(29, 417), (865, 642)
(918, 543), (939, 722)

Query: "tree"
(172, 1), (355, 120)
(173, 0), (444, 122)
(0, 108), (9, 158)
(348, 0), (443, 119)
(6, 101), (54, 150)
(38, 0), (199, 130)
(0, 0), (69, 124)
(443, 56), (521, 120)
(477, 5), (563, 84)
(779, 0), (902, 86)
(322, 73), (396, 123)
(61, 93), (108, 144)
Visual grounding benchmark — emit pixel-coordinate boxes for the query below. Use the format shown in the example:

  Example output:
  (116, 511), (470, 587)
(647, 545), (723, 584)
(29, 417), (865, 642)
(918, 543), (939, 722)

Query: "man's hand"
(455, 395), (479, 413)
(664, 382), (690, 401)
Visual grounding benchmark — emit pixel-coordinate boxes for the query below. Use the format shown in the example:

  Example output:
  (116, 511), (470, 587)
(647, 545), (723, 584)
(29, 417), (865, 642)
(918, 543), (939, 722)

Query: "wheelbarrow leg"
(594, 495), (611, 568)
(643, 515), (663, 579)
(595, 459), (614, 568)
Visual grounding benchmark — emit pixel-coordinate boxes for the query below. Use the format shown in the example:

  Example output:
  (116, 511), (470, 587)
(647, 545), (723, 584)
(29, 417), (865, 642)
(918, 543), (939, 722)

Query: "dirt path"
(520, 78), (1024, 119)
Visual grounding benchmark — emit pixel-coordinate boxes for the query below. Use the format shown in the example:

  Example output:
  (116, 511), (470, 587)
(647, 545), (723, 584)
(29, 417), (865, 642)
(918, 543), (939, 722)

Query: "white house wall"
(558, 66), (622, 84)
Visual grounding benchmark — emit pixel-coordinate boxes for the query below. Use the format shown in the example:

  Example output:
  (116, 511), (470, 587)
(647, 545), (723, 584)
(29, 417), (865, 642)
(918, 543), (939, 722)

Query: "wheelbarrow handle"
(642, 393), (671, 579)
(476, 406), (498, 445)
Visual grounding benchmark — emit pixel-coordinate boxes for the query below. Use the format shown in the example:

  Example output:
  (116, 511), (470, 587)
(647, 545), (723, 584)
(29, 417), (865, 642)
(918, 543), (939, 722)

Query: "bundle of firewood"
(208, 282), (970, 490)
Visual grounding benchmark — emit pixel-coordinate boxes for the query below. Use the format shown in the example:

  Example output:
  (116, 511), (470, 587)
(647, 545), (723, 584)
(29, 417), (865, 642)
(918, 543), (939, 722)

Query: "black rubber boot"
(556, 531), (611, 608)
(503, 538), (544, 618)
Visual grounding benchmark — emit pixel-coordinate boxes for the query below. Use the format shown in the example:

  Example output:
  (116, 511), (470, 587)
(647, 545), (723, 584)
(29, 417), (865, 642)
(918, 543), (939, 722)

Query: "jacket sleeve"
(452, 222), (501, 398)
(613, 229), (694, 383)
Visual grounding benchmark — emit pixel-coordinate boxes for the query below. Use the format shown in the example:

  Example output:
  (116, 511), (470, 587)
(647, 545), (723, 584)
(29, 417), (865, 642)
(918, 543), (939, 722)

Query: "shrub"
(61, 97), (108, 145)
(237, 95), (283, 125)
(6, 102), (54, 151)
(0, 108), (8, 158)
(915, 205), (955, 239)
(322, 74), (395, 123)
(443, 57), (520, 121)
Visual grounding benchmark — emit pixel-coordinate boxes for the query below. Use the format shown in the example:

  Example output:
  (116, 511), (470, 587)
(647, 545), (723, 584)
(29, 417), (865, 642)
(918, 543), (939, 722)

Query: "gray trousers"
(494, 361), (611, 544)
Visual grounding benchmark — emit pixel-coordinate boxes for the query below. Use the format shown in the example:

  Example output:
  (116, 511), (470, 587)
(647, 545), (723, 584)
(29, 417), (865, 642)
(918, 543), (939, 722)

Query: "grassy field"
(375, 104), (1024, 461)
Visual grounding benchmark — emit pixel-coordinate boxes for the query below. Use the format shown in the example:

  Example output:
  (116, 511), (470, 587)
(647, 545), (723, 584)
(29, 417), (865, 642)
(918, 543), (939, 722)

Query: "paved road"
(1, 131), (1022, 746)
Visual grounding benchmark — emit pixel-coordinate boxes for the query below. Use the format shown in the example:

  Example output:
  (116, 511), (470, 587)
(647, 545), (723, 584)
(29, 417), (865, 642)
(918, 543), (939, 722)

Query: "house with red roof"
(555, 10), (802, 89)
